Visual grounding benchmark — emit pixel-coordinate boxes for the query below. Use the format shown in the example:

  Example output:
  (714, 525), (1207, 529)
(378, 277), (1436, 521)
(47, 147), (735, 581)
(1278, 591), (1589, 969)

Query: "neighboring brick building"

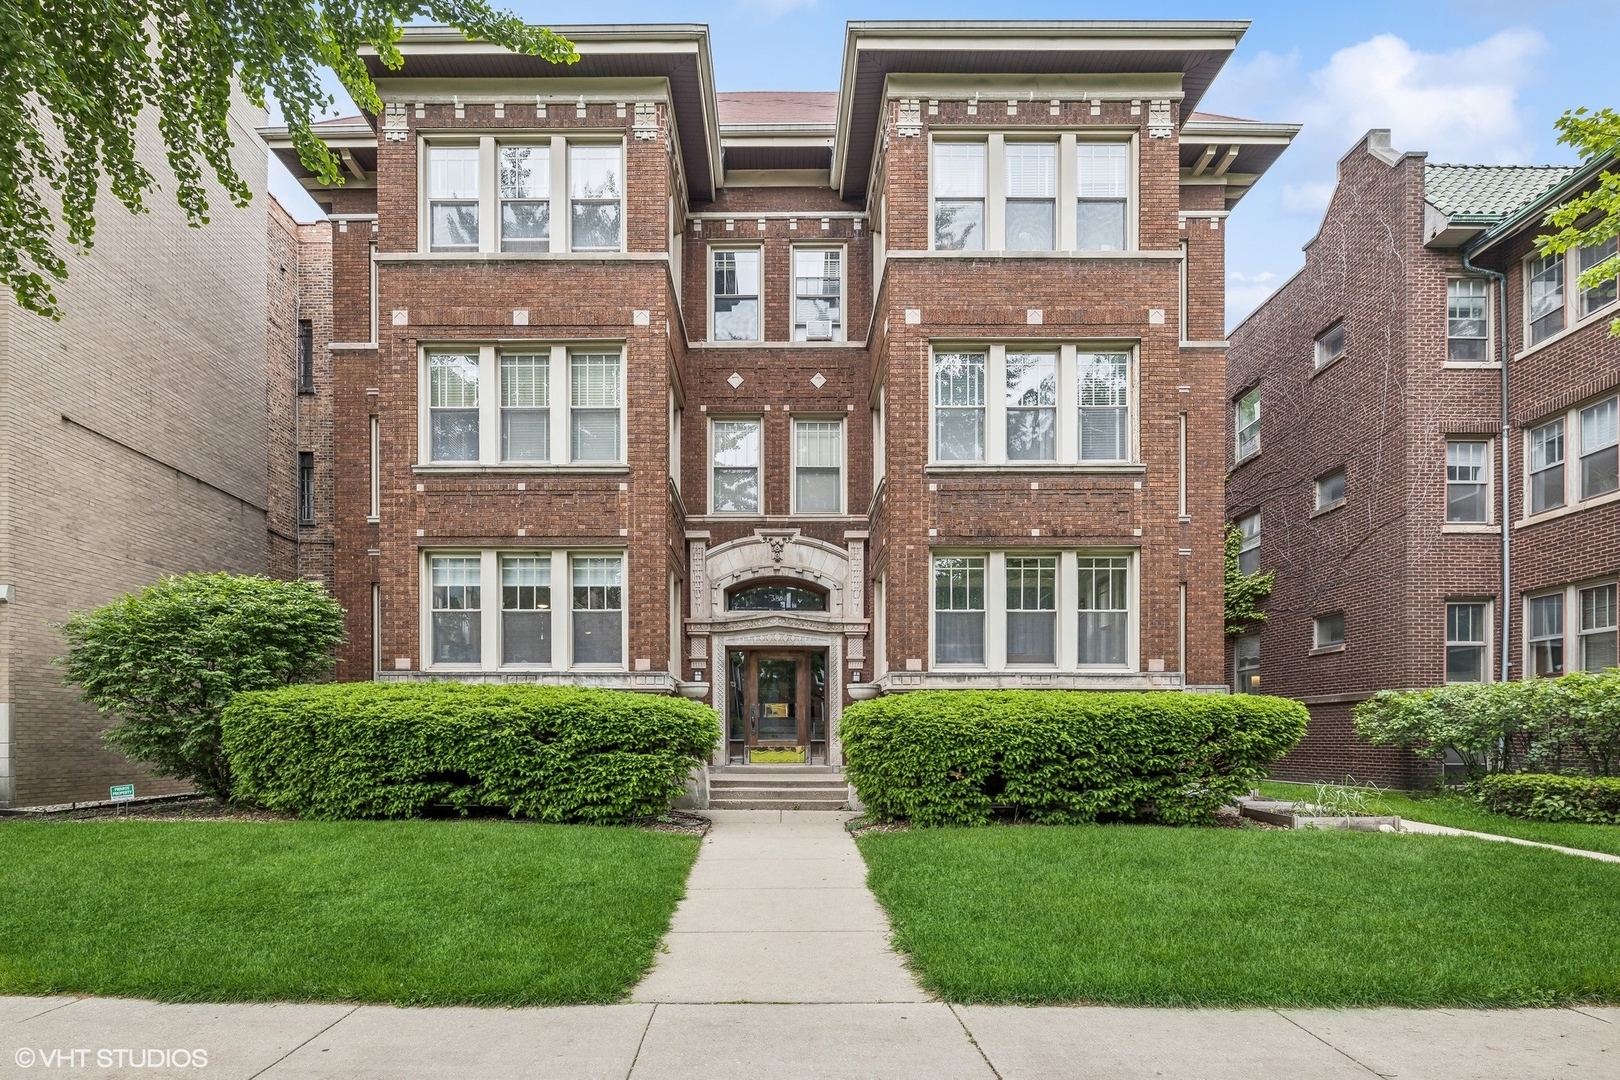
(263, 20), (1296, 773)
(0, 98), (277, 806)
(1226, 130), (1617, 787)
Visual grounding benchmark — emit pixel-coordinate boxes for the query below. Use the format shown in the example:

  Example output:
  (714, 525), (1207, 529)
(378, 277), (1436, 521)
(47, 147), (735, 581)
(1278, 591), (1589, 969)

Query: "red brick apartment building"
(261, 20), (1297, 776)
(1227, 131), (1620, 786)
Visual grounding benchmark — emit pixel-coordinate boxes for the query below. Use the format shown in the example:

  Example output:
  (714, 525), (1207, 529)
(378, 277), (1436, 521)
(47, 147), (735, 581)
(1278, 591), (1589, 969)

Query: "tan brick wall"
(0, 99), (273, 805)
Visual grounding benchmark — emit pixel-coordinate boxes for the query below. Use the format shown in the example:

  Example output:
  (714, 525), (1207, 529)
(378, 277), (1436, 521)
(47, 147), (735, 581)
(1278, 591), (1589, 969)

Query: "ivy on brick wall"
(1223, 524), (1274, 636)
(1, 2), (576, 318)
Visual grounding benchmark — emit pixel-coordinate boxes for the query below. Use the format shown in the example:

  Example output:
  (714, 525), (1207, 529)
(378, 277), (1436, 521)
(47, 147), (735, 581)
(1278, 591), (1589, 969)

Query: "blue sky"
(270, 1), (1619, 327)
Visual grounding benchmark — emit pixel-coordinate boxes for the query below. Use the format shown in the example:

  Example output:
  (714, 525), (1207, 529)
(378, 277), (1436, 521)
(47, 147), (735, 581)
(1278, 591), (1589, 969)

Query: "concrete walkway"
(632, 809), (924, 1004)
(5, 996), (1617, 1079)
(1401, 819), (1620, 862)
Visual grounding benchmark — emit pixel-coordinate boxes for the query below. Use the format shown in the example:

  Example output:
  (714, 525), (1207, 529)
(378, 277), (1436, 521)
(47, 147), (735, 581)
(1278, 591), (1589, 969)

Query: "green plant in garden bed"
(1258, 780), (1620, 857)
(1472, 773), (1620, 824)
(223, 683), (719, 823)
(0, 820), (696, 1006)
(840, 690), (1307, 827)
(857, 825), (1620, 1007)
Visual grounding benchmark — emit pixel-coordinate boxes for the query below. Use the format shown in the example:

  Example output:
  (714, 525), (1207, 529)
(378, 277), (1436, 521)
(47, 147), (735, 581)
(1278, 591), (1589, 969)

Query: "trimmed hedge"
(840, 690), (1307, 827)
(1472, 773), (1620, 825)
(221, 683), (720, 823)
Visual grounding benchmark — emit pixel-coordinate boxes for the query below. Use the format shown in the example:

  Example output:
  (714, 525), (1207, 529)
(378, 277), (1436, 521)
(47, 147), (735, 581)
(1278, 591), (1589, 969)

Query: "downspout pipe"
(1460, 242), (1511, 682)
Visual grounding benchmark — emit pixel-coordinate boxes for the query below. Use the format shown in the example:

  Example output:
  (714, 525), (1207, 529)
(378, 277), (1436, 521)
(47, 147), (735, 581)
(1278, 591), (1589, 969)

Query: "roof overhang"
(1179, 118), (1300, 209)
(833, 20), (1250, 200)
(1465, 153), (1618, 259)
(257, 120), (380, 198)
(353, 24), (721, 200)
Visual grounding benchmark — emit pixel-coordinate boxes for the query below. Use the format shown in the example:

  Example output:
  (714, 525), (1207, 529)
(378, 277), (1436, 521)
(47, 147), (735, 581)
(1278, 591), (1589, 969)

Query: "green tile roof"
(1424, 164), (1578, 219)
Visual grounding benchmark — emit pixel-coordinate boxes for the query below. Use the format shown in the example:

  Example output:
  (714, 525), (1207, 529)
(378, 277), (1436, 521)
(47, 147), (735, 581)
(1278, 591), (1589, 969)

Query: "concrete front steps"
(707, 765), (852, 810)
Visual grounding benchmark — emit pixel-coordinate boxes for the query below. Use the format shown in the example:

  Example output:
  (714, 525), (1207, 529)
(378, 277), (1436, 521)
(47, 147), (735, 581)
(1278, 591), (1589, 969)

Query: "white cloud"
(1226, 270), (1282, 324)
(1304, 29), (1547, 164)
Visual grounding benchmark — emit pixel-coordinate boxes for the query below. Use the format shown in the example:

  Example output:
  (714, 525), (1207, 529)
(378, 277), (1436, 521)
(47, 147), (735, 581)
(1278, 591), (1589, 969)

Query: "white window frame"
(1313, 612), (1345, 651)
(928, 131), (1138, 253)
(1520, 242), (1619, 354)
(709, 416), (763, 515)
(1444, 438), (1493, 526)
(1526, 590), (1567, 678)
(1445, 276), (1493, 365)
(927, 549), (1138, 672)
(419, 135), (624, 256)
(420, 548), (628, 673)
(1315, 468), (1346, 512)
(708, 245), (764, 343)
(1234, 387), (1260, 462)
(929, 342), (1138, 468)
(1314, 322), (1346, 370)
(792, 417), (846, 515)
(1521, 393), (1620, 522)
(424, 142), (482, 253)
(1444, 599), (1492, 684)
(417, 344), (625, 469)
(1578, 581), (1618, 673)
(791, 245), (846, 341)
(1235, 511), (1260, 575)
(497, 142), (552, 253)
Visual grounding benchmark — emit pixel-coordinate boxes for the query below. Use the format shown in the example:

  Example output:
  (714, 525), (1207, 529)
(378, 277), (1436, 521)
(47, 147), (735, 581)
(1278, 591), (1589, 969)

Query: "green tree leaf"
(1537, 107), (1620, 337)
(1223, 524), (1274, 636)
(0, 2), (576, 318)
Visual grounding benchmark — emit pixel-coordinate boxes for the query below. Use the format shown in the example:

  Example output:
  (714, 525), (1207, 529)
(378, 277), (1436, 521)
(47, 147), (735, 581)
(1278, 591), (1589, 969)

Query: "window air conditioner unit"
(806, 319), (834, 341)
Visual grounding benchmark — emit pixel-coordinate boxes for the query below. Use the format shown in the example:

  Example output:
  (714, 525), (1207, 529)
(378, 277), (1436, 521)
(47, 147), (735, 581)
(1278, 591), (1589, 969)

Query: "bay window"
(933, 556), (986, 665)
(712, 249), (762, 341)
(1004, 142), (1056, 251)
(1526, 395), (1620, 516)
(932, 142), (986, 251)
(1005, 351), (1056, 461)
(711, 419), (762, 514)
(1076, 143), (1129, 251)
(794, 420), (843, 514)
(427, 145), (479, 251)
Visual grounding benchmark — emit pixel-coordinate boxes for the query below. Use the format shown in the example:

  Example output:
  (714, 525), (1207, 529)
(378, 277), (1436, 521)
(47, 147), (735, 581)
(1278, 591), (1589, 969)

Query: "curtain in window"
(1005, 556), (1056, 664)
(500, 353), (549, 461)
(934, 556), (985, 664)
(429, 353), (480, 461)
(570, 352), (620, 461)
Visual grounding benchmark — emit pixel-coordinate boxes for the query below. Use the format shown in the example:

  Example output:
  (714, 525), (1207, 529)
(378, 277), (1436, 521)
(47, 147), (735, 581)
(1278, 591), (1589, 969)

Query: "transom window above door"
(726, 583), (828, 611)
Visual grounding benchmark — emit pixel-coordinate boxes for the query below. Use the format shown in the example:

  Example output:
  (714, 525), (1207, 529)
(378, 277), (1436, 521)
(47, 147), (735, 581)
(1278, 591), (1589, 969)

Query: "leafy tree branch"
(1538, 107), (1620, 336)
(0, 1), (575, 318)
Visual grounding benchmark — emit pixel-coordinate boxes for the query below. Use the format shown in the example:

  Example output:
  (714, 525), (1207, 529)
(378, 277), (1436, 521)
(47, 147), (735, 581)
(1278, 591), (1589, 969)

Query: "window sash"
(1447, 278), (1489, 361)
(1446, 440), (1489, 523)
(1237, 512), (1261, 575)
(571, 557), (623, 666)
(1529, 593), (1565, 677)
(1005, 143), (1056, 251)
(1236, 390), (1261, 459)
(1528, 253), (1566, 344)
(1579, 398), (1620, 500)
(1317, 470), (1346, 509)
(430, 556), (482, 664)
(498, 145), (550, 252)
(933, 142), (986, 251)
(1578, 239), (1618, 318)
(934, 352), (986, 462)
(933, 556), (985, 665)
(1579, 584), (1618, 672)
(297, 452), (314, 525)
(1445, 602), (1488, 683)
(500, 555), (551, 665)
(568, 145), (622, 252)
(793, 249), (843, 340)
(569, 352), (621, 462)
(1315, 324), (1345, 367)
(1007, 555), (1058, 663)
(1006, 352), (1056, 461)
(795, 421), (842, 513)
(1314, 613), (1344, 649)
(712, 420), (762, 513)
(713, 249), (762, 341)
(428, 352), (480, 461)
(1078, 352), (1129, 462)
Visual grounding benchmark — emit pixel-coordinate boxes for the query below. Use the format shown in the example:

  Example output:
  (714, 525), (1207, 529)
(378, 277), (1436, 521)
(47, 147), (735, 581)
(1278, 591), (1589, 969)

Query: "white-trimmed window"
(570, 351), (621, 462)
(1579, 396), (1619, 500)
(427, 145), (480, 252)
(571, 555), (624, 666)
(569, 144), (622, 252)
(1529, 592), (1565, 677)
(932, 142), (986, 251)
(1445, 440), (1490, 523)
(712, 248), (762, 341)
(794, 419), (843, 514)
(500, 352), (549, 462)
(1076, 143), (1129, 251)
(711, 419), (762, 514)
(1234, 634), (1260, 693)
(933, 350), (987, 461)
(429, 555), (482, 664)
(1580, 583), (1618, 671)
(1004, 142), (1056, 251)
(1006, 555), (1057, 664)
(423, 137), (622, 254)
(498, 145), (550, 252)
(428, 351), (480, 461)
(1316, 468), (1346, 511)
(1077, 555), (1129, 666)
(1078, 351), (1129, 461)
(1529, 418), (1566, 514)
(933, 555), (986, 665)
(1525, 240), (1618, 347)
(1235, 388), (1261, 461)
(1006, 350), (1056, 461)
(1235, 511), (1261, 575)
(1314, 322), (1346, 369)
(501, 555), (551, 664)
(793, 248), (843, 341)
(1445, 601), (1488, 683)
(1314, 612), (1345, 650)
(1447, 278), (1490, 362)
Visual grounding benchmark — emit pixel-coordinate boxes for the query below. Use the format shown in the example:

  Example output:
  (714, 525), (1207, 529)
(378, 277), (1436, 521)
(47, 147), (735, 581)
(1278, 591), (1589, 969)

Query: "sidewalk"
(3, 811), (1617, 1078)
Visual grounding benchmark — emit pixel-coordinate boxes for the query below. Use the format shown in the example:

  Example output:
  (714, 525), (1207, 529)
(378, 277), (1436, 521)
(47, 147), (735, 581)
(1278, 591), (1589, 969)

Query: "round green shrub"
(840, 690), (1307, 827)
(222, 682), (720, 823)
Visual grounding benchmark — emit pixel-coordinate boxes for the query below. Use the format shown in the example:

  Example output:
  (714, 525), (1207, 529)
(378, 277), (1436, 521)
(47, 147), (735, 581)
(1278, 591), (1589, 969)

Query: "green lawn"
(857, 825), (1620, 1007)
(0, 819), (698, 1006)
(1258, 779), (1620, 857)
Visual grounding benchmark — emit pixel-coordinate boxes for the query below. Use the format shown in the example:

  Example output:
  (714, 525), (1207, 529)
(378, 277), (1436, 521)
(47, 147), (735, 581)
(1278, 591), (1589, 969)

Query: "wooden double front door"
(726, 649), (828, 764)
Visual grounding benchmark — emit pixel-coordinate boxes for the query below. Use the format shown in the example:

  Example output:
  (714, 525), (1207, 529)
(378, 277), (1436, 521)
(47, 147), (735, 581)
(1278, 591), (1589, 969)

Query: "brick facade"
(1227, 131), (1620, 787)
